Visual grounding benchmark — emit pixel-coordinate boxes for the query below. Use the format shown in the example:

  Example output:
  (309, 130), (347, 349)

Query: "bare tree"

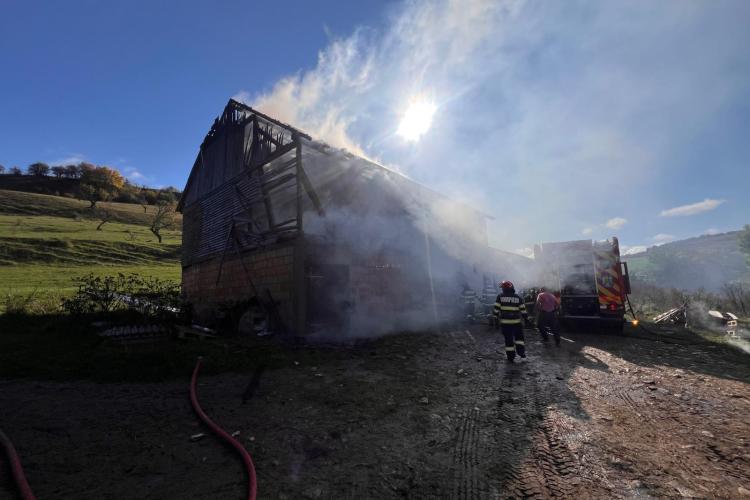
(95, 208), (112, 231)
(138, 187), (150, 213)
(149, 202), (175, 243)
(10, 166), (22, 175)
(0, 165), (5, 175)
(722, 282), (749, 316)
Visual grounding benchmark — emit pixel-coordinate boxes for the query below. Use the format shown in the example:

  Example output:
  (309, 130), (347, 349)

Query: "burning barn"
(178, 99), (525, 336)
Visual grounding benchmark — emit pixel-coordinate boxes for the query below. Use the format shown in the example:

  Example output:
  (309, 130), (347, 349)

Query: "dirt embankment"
(1, 325), (749, 499)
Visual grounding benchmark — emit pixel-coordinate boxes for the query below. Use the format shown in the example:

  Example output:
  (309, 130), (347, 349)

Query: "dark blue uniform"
(493, 291), (528, 361)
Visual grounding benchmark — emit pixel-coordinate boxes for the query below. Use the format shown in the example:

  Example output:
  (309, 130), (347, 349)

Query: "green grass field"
(0, 189), (182, 296)
(0, 189), (263, 382)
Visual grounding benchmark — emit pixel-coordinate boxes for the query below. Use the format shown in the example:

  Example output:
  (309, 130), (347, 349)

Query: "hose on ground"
(0, 428), (36, 500)
(190, 357), (257, 500)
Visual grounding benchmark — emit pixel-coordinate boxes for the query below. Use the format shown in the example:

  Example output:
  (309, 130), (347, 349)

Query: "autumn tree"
(51, 165), (67, 178)
(79, 164), (125, 208)
(27, 162), (50, 176)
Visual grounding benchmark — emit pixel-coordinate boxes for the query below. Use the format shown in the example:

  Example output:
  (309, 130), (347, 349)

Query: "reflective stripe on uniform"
(505, 346), (516, 352)
(500, 306), (520, 311)
(501, 319), (522, 324)
(515, 341), (525, 345)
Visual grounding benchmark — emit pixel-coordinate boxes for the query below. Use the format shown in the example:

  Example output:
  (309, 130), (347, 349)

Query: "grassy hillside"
(624, 230), (750, 291)
(0, 189), (181, 296)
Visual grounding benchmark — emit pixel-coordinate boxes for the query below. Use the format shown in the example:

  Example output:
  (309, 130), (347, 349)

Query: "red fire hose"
(190, 357), (257, 500)
(0, 428), (36, 500)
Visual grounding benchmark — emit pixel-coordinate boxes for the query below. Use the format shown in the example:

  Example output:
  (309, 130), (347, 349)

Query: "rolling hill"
(624, 230), (750, 292)
(0, 189), (181, 295)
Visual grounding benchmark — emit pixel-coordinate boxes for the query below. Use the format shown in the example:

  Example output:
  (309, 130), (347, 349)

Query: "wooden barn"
(178, 99), (526, 336)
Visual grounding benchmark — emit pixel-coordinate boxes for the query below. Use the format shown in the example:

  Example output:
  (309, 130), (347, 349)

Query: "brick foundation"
(182, 242), (298, 328)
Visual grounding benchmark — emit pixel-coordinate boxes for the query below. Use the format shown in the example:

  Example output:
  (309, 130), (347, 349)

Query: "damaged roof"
(179, 98), (492, 219)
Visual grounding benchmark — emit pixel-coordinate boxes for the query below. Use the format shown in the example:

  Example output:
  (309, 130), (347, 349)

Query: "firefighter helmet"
(500, 280), (514, 290)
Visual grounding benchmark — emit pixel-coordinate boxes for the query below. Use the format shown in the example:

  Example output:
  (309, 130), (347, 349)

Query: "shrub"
(61, 273), (181, 321)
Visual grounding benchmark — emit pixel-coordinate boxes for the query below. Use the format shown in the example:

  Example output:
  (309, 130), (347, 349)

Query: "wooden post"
(293, 135), (306, 336)
(295, 135), (303, 233)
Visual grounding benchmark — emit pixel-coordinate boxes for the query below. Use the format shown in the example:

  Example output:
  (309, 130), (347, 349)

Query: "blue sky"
(1, 0), (748, 254)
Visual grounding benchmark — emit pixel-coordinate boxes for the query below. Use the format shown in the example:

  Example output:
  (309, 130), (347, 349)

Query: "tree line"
(0, 161), (181, 208)
(0, 162), (85, 178)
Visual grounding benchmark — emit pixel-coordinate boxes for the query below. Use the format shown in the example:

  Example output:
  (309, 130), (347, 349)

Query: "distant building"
(179, 99), (528, 336)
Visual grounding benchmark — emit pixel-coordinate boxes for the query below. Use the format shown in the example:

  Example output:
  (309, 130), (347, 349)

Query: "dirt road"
(2, 325), (749, 499)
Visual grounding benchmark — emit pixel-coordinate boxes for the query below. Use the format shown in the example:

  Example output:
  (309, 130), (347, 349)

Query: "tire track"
(616, 389), (654, 422)
(451, 407), (482, 500)
(502, 413), (580, 499)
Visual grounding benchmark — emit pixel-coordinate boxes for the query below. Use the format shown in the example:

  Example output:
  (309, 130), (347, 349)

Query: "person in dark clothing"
(493, 280), (530, 362)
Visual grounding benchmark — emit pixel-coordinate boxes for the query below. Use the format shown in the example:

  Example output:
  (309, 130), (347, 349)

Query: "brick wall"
(182, 242), (298, 327)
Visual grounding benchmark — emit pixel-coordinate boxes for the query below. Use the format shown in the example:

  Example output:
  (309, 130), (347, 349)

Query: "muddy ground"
(1, 324), (749, 499)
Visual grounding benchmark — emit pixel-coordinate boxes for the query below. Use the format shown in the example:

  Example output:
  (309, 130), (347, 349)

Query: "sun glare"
(397, 98), (437, 142)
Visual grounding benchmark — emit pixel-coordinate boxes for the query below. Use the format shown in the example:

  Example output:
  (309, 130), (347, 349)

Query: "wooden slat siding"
(236, 174), (266, 234)
(181, 203), (202, 266)
(183, 113), (295, 212)
(180, 101), (312, 267)
(182, 148), (301, 266)
(180, 99), (313, 212)
(194, 183), (238, 261)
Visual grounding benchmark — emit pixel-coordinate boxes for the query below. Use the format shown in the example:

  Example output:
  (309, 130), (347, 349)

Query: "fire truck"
(533, 237), (631, 330)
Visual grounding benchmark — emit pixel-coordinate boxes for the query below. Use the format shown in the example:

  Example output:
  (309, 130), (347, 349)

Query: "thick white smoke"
(236, 0), (749, 253)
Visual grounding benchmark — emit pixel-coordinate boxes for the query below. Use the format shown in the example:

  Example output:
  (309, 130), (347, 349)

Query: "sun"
(397, 98), (437, 142)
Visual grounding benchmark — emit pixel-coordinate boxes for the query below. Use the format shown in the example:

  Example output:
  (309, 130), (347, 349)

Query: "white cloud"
(582, 227), (593, 236)
(50, 154), (86, 165)
(125, 170), (145, 181)
(119, 166), (149, 184)
(622, 245), (647, 256)
(605, 217), (627, 230)
(704, 227), (720, 235)
(652, 233), (675, 245)
(659, 199), (725, 217)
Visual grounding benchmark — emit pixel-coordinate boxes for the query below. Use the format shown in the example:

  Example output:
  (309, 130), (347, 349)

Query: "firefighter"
(494, 281), (530, 362)
(461, 284), (478, 322)
(536, 287), (561, 346)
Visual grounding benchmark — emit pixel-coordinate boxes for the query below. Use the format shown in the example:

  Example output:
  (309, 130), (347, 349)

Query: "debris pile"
(653, 305), (687, 325)
(708, 310), (739, 337)
(98, 324), (170, 344)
